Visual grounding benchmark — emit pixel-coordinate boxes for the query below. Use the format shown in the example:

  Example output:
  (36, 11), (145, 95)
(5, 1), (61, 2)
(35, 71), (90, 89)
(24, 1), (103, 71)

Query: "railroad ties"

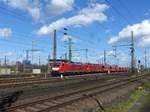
(8, 73), (149, 112)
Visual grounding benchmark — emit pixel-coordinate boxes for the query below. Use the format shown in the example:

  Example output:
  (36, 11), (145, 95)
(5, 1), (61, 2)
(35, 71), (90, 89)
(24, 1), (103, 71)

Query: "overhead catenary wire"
(116, 0), (134, 21)
(0, 29), (51, 48)
(0, 1), (102, 63)
(57, 30), (96, 46)
(0, 5), (30, 23)
(0, 37), (48, 49)
(0, 1), (119, 50)
(0, 0), (134, 66)
(73, 5), (101, 40)
(104, 0), (132, 25)
(57, 29), (104, 62)
(73, 1), (122, 45)
(0, 3), (52, 50)
(13, 31), (52, 47)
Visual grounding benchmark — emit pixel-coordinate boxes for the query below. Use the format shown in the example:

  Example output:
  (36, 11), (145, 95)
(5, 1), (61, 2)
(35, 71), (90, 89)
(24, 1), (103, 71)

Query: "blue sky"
(0, 0), (150, 66)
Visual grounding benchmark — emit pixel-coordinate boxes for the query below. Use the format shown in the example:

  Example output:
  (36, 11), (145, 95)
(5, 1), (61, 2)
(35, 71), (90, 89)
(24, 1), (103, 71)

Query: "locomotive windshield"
(49, 59), (68, 67)
(53, 63), (60, 67)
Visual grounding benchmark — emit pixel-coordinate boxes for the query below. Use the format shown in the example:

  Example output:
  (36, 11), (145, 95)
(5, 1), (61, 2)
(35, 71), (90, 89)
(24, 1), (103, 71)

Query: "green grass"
(138, 93), (150, 112)
(105, 89), (145, 112)
(137, 83), (150, 112)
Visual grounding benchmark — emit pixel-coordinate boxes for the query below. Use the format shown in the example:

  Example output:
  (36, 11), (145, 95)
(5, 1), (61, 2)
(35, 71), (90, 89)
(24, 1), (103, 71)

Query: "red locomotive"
(49, 60), (128, 76)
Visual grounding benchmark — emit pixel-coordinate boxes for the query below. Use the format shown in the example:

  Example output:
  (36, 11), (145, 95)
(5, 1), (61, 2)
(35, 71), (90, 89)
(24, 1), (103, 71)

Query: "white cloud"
(97, 50), (114, 58)
(0, 28), (12, 37)
(72, 52), (81, 62)
(107, 50), (114, 56)
(110, 16), (115, 22)
(1, 0), (74, 22)
(28, 7), (41, 21)
(62, 35), (78, 42)
(89, 0), (97, 3)
(105, 28), (111, 33)
(36, 3), (109, 35)
(139, 36), (150, 47)
(1, 0), (41, 21)
(45, 0), (74, 16)
(0, 51), (14, 56)
(144, 9), (150, 16)
(118, 51), (130, 66)
(108, 19), (150, 47)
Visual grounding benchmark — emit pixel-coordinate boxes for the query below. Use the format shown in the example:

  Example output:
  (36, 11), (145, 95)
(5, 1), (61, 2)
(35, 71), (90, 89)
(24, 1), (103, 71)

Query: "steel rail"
(6, 73), (148, 112)
(0, 73), (129, 89)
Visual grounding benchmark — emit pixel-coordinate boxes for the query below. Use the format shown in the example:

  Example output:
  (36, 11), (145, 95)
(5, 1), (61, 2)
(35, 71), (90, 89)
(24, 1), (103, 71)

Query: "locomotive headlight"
(52, 67), (59, 71)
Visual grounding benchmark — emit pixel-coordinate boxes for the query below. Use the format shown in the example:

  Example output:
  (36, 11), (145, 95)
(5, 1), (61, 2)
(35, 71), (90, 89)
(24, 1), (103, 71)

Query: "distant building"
(22, 60), (31, 65)
(16, 61), (23, 73)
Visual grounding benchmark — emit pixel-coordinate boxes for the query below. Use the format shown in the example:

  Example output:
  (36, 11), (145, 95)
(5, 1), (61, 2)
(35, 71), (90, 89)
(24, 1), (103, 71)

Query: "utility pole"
(39, 56), (41, 66)
(131, 31), (135, 73)
(112, 32), (136, 71)
(104, 49), (106, 65)
(113, 46), (117, 66)
(64, 28), (72, 62)
(31, 41), (40, 70)
(53, 29), (57, 63)
(68, 38), (72, 62)
(64, 53), (67, 60)
(32, 41), (34, 64)
(26, 50), (29, 61)
(4, 56), (7, 67)
(85, 49), (88, 63)
(0, 59), (1, 67)
(144, 49), (147, 69)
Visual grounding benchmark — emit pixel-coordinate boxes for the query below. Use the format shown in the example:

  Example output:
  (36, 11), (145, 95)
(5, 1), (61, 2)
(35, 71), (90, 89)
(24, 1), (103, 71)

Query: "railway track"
(0, 77), (60, 84)
(0, 72), (126, 83)
(0, 73), (129, 89)
(6, 73), (148, 112)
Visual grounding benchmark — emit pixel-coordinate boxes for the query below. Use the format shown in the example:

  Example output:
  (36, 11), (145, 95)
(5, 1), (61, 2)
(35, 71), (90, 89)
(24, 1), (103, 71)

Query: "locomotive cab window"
(53, 63), (60, 67)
